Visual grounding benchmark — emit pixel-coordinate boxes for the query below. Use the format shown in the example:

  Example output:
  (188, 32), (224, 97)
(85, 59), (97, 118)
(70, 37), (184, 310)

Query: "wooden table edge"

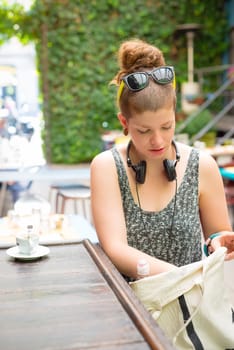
(83, 239), (176, 350)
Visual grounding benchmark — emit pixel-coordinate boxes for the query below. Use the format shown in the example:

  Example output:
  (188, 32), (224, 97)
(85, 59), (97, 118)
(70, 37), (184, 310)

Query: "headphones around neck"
(127, 140), (180, 184)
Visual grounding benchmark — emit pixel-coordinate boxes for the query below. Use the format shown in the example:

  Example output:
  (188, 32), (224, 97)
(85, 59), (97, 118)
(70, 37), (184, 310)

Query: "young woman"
(91, 38), (234, 280)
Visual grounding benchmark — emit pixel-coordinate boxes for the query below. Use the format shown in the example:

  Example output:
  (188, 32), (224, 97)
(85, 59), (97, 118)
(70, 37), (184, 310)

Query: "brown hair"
(111, 39), (176, 118)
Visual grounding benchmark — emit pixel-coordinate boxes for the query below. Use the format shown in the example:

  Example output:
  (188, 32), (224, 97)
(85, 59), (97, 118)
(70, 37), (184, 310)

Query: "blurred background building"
(0, 37), (39, 118)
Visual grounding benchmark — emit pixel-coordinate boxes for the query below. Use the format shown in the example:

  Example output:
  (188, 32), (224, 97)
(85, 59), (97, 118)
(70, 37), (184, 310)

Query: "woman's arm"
(199, 151), (234, 259)
(199, 151), (232, 238)
(90, 150), (176, 278)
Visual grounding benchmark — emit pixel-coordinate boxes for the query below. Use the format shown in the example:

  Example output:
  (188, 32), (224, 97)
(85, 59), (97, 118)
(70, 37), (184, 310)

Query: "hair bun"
(111, 38), (166, 85)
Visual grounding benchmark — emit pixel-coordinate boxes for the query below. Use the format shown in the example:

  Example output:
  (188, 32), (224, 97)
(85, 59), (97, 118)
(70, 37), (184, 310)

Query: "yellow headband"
(117, 81), (125, 104)
(172, 74), (176, 90)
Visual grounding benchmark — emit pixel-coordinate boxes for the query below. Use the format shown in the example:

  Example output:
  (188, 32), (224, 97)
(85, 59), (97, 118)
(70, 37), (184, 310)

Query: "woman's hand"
(205, 231), (234, 260)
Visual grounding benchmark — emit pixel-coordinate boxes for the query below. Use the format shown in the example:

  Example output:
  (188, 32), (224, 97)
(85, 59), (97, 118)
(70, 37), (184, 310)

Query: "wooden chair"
(49, 183), (88, 211)
(56, 185), (91, 220)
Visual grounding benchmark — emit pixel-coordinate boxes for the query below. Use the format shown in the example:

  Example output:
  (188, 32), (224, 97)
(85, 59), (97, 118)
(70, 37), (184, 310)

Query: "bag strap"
(178, 295), (204, 350)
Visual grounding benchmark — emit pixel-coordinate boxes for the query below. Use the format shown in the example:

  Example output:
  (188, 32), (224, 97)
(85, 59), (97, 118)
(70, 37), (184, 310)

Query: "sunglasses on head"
(117, 66), (175, 102)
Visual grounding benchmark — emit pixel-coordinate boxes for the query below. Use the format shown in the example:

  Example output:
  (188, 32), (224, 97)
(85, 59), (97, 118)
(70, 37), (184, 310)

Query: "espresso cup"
(16, 233), (39, 255)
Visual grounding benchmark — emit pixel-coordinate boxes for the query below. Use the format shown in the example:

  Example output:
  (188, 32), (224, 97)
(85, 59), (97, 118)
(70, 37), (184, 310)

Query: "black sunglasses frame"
(121, 66), (174, 92)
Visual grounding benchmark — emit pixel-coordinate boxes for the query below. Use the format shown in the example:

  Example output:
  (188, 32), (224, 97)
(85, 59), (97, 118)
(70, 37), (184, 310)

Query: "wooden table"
(0, 240), (175, 350)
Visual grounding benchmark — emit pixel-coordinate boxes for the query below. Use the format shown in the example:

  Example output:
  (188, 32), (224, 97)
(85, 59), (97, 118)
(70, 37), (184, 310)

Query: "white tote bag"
(130, 247), (234, 350)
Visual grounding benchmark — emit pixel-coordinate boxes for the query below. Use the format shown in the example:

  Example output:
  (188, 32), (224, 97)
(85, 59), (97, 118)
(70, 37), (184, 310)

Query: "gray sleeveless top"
(111, 147), (202, 267)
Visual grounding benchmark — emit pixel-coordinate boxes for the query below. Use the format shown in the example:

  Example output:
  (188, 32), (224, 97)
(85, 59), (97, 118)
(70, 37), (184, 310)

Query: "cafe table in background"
(205, 144), (234, 165)
(0, 213), (98, 248)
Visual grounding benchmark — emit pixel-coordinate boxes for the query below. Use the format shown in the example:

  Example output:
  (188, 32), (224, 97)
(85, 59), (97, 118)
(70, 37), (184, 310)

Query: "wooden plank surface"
(0, 243), (151, 350)
(84, 241), (175, 350)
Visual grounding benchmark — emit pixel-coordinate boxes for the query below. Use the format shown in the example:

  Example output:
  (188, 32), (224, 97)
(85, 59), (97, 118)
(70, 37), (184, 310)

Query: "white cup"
(16, 232), (39, 255)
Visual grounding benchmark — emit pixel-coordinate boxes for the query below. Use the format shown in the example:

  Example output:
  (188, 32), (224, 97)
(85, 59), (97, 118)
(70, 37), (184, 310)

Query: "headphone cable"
(136, 179), (178, 235)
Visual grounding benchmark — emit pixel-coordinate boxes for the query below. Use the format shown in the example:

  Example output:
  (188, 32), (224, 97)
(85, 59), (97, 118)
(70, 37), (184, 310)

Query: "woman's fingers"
(225, 251), (234, 261)
(212, 234), (234, 260)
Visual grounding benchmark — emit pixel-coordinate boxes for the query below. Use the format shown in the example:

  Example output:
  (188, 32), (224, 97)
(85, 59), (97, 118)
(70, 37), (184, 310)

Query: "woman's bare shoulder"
(198, 148), (218, 170)
(91, 149), (112, 164)
(177, 142), (217, 168)
(91, 151), (114, 182)
(91, 145), (126, 168)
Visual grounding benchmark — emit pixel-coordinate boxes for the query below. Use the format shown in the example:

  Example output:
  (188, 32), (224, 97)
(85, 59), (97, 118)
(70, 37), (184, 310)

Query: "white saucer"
(6, 245), (50, 261)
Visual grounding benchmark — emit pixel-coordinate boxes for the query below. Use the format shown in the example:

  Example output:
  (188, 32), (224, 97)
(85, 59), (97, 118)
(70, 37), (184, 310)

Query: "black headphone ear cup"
(163, 159), (177, 181)
(127, 140), (180, 183)
(135, 161), (146, 184)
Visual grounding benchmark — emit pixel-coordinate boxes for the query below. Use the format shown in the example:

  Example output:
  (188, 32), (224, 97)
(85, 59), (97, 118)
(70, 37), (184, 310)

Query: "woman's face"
(119, 106), (175, 161)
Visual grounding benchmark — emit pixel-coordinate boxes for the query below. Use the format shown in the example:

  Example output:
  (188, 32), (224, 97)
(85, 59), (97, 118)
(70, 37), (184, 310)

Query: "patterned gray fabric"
(111, 146), (203, 267)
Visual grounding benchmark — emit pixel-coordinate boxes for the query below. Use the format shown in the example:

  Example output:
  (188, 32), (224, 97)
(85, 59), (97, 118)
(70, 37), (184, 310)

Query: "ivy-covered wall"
(0, 0), (229, 163)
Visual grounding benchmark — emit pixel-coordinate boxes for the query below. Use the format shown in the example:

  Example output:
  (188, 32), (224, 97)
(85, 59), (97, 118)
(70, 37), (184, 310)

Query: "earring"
(123, 128), (128, 136)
